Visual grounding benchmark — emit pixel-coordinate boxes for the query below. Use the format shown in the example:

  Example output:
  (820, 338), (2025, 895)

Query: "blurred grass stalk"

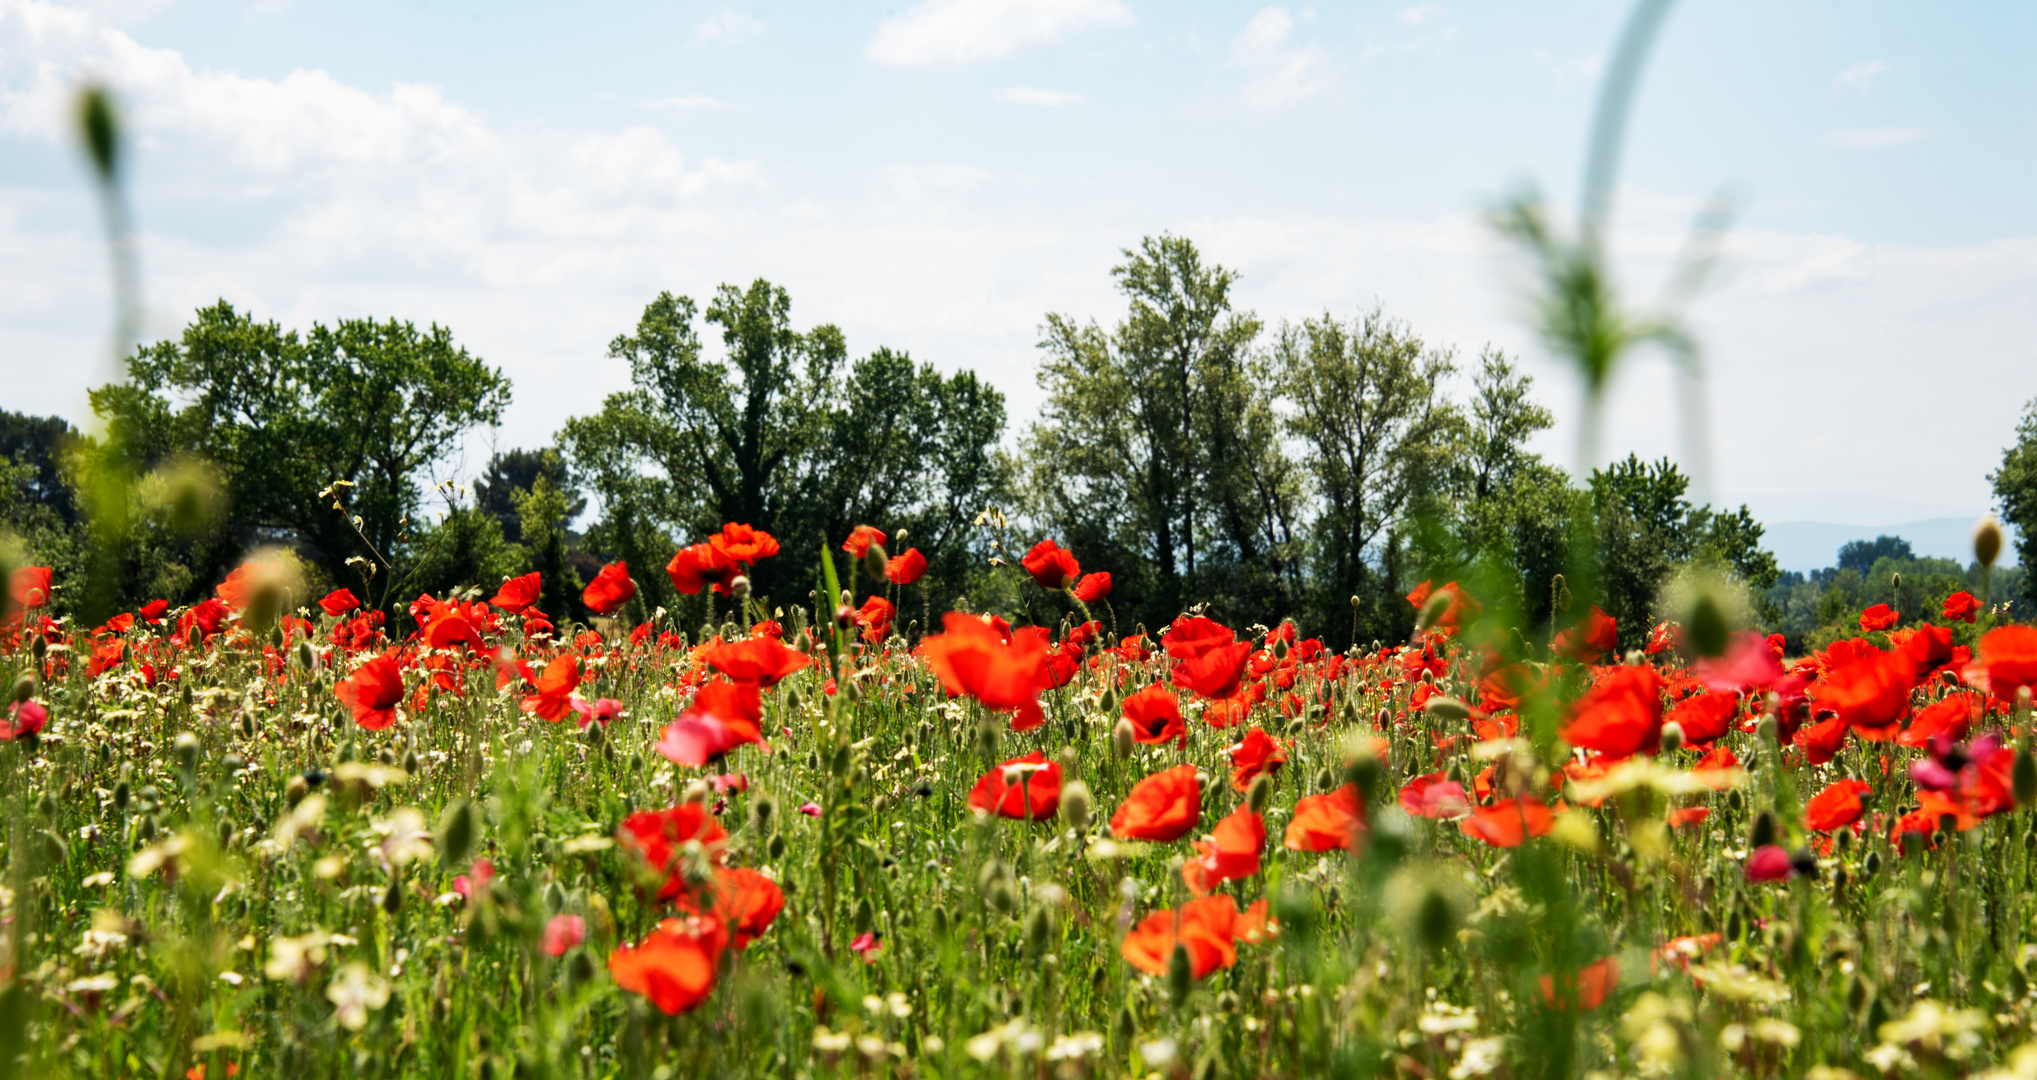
(75, 85), (142, 627)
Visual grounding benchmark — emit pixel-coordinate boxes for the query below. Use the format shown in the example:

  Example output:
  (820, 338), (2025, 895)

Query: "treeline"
(6, 235), (1790, 648)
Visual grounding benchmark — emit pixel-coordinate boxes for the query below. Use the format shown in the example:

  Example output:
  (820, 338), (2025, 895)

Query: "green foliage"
(565, 282), (1009, 614)
(473, 447), (583, 546)
(402, 498), (528, 604)
(1991, 397), (2037, 600)
(1589, 455), (1777, 648)
(92, 302), (511, 605)
(516, 475), (584, 621)
(1025, 235), (1298, 634)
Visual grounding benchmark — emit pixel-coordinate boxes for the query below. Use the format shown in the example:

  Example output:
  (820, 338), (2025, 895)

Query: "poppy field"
(5, 522), (2037, 1080)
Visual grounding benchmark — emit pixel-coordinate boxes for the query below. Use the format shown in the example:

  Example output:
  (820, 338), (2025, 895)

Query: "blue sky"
(4, 0), (2034, 554)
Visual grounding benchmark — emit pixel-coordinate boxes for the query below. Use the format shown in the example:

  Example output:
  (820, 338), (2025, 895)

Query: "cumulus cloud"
(1232, 7), (1333, 110)
(866, 0), (1133, 66)
(1821, 126), (1932, 149)
(997, 87), (1083, 106)
(1830, 59), (1888, 95)
(639, 95), (728, 111)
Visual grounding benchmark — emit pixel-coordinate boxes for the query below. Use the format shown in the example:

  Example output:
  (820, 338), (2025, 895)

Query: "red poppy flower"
(522, 654), (580, 722)
(335, 653), (405, 730)
(1111, 764), (1202, 842)
(966, 751), (1062, 820)
(1226, 726), (1288, 791)
(1171, 640), (1255, 700)
(886, 547), (927, 585)
(855, 595), (894, 644)
(1552, 606), (1617, 661)
(1560, 665), (1663, 759)
(87, 638), (125, 677)
(1121, 896), (1240, 979)
(1690, 745), (1740, 788)
(1795, 715), (1849, 765)
(318, 588), (362, 617)
(1020, 539), (1080, 590)
(422, 607), (486, 652)
(1744, 844), (1795, 883)
(1900, 692), (1978, 748)
(138, 599), (169, 623)
(618, 804), (729, 903)
(608, 915), (726, 1015)
(1942, 591), (1981, 624)
(1809, 648), (1913, 732)
(489, 573), (541, 614)
(702, 637), (810, 688)
(1538, 956), (1618, 1010)
(710, 523), (779, 565)
(921, 612), (1049, 730)
(1398, 772), (1470, 819)
(654, 680), (766, 766)
(1121, 684), (1186, 746)
(1804, 778), (1872, 832)
(1858, 603), (1899, 632)
(1, 701), (48, 741)
(1284, 784), (1366, 852)
(582, 562), (636, 616)
(542, 914), (586, 957)
(1461, 797), (1556, 848)
(1693, 630), (1785, 692)
(667, 543), (738, 596)
(841, 525), (887, 558)
(679, 867), (784, 951)
(1071, 572), (1111, 602)
(1182, 807), (1264, 896)
(1162, 615), (1235, 660)
(1664, 806), (1710, 828)
(1977, 625), (2037, 703)
(1664, 690), (1737, 747)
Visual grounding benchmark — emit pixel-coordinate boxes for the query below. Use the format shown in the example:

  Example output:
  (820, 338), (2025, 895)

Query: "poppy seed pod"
(1060, 780), (1094, 832)
(1976, 516), (2005, 568)
(1111, 718), (1135, 759)
(1166, 942), (1194, 1005)
(1025, 904), (1055, 956)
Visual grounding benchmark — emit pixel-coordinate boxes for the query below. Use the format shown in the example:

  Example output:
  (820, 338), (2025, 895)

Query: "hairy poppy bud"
(1060, 780), (1094, 832)
(2016, 750), (2037, 808)
(1976, 516), (2005, 568)
(137, 814), (158, 843)
(1245, 774), (1273, 814)
(1111, 718), (1135, 760)
(10, 675), (32, 705)
(1314, 766), (1337, 793)
(930, 903), (951, 938)
(1749, 809), (1777, 850)
(1658, 721), (1685, 755)
(1834, 827), (1854, 852)
(31, 634), (47, 665)
(1272, 638), (1289, 660)
(729, 574), (751, 599)
(1755, 714), (1779, 745)
(382, 874), (404, 915)
(1685, 590), (1729, 658)
(173, 732), (200, 774)
(1167, 942), (1194, 1005)
(1415, 886), (1456, 952)
(281, 775), (303, 809)
(1025, 904), (1055, 956)
(1890, 572), (1902, 593)
(1862, 849), (1881, 877)
(222, 752), (245, 775)
(240, 710), (257, 739)
(1422, 696), (1471, 723)
(437, 798), (477, 870)
(1415, 591), (1451, 633)
(767, 833), (786, 860)
(751, 794), (778, 835)
(862, 543), (889, 583)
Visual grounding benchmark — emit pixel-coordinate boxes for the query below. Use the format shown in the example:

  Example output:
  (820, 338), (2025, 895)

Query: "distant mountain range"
(1763, 518), (2021, 575)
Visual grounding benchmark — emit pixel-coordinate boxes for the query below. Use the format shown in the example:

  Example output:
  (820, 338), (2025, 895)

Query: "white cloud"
(996, 86), (1082, 106)
(1398, 4), (1444, 26)
(1821, 126), (1932, 149)
(690, 9), (764, 48)
(639, 95), (728, 111)
(1232, 8), (1333, 110)
(866, 0), (1133, 66)
(882, 163), (990, 199)
(1831, 59), (1888, 95)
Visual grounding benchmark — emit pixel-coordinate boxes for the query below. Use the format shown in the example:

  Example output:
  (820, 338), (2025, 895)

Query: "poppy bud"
(240, 710), (257, 739)
(1273, 638), (1289, 660)
(173, 732), (200, 774)
(437, 798), (477, 870)
(1749, 809), (1777, 850)
(931, 903), (951, 938)
(280, 775), (303, 809)
(1862, 849), (1882, 877)
(1890, 572), (1902, 593)
(862, 543), (889, 583)
(767, 833), (786, 860)
(1167, 942), (1194, 1005)
(1976, 516), (2005, 568)
(1111, 718), (1134, 759)
(137, 814), (157, 843)
(1658, 721), (1685, 755)
(1834, 827), (1853, 852)
(31, 634), (47, 665)
(1314, 766), (1337, 793)
(752, 794), (778, 835)
(985, 879), (1016, 915)
(1755, 714), (1778, 745)
(1245, 774), (1273, 814)
(1060, 780), (1094, 832)
(1415, 591), (1451, 633)
(852, 896), (874, 934)
(2015, 750), (2037, 807)
(382, 874), (404, 915)
(10, 675), (31, 704)
(1422, 696), (1471, 723)
(1415, 886), (1456, 951)
(567, 948), (596, 986)
(1025, 904), (1055, 956)
(730, 575), (751, 599)
(683, 779), (713, 804)
(34, 790), (55, 819)
(834, 604), (854, 629)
